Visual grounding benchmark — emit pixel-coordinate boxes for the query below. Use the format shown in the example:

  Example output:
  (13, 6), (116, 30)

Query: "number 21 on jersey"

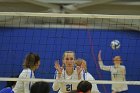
(66, 84), (72, 91)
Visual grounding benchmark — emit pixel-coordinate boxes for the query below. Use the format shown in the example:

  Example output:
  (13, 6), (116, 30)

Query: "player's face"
(35, 61), (40, 70)
(113, 56), (121, 65)
(81, 61), (86, 70)
(63, 53), (75, 68)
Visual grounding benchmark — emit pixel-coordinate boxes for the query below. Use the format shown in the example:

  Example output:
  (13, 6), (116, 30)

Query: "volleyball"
(111, 40), (120, 50)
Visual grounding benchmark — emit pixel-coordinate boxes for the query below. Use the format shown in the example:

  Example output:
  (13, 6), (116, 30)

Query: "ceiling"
(0, 0), (139, 15)
(0, 0), (140, 31)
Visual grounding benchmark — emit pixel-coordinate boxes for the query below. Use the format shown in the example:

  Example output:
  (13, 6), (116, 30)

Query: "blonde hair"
(62, 51), (75, 60)
(75, 58), (87, 72)
(75, 58), (83, 66)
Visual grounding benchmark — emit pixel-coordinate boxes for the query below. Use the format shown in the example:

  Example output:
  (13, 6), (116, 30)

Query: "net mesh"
(0, 12), (140, 92)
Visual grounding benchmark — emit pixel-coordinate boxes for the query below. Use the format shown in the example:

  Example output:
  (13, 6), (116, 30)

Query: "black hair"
(30, 81), (50, 93)
(67, 90), (77, 93)
(77, 80), (92, 93)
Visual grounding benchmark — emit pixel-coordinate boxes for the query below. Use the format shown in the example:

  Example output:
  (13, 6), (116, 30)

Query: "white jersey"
(83, 72), (100, 93)
(52, 69), (80, 93)
(99, 61), (128, 92)
(13, 68), (35, 93)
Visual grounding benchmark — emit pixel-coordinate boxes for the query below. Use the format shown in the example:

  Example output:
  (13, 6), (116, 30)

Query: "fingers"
(54, 60), (60, 69)
(54, 60), (63, 75)
(55, 60), (59, 65)
(98, 50), (101, 55)
(98, 50), (102, 61)
(100, 50), (101, 54)
(76, 66), (83, 73)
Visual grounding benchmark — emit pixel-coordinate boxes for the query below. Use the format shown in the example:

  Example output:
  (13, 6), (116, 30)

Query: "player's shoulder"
(120, 65), (125, 68)
(86, 72), (92, 76)
(85, 72), (94, 79)
(20, 68), (32, 77)
(22, 68), (31, 72)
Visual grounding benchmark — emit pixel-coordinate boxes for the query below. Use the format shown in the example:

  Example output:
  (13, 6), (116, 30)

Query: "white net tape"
(0, 78), (140, 85)
(0, 12), (140, 19)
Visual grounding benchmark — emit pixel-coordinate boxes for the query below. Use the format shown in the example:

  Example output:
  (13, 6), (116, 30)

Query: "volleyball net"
(0, 12), (140, 92)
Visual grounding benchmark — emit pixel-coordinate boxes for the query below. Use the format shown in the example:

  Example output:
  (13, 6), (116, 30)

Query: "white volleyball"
(111, 40), (120, 50)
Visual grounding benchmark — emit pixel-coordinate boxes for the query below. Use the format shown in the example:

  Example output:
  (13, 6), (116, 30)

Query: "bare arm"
(52, 60), (63, 91)
(98, 50), (111, 71)
(98, 50), (102, 62)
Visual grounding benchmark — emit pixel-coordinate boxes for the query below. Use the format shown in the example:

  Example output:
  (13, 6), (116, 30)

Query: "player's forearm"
(52, 81), (60, 91)
(98, 61), (104, 69)
(57, 73), (62, 79)
(98, 61), (110, 71)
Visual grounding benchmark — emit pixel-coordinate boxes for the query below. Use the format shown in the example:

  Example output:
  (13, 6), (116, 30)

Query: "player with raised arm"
(98, 50), (128, 93)
(52, 51), (82, 93)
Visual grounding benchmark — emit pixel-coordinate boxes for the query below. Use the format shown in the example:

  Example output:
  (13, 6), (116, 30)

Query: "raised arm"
(54, 60), (63, 79)
(52, 60), (63, 91)
(98, 50), (102, 62)
(98, 50), (111, 71)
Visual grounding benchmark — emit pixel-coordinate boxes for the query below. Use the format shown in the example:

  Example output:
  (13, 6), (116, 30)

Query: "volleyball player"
(75, 58), (100, 93)
(98, 50), (128, 93)
(13, 53), (40, 93)
(52, 51), (83, 93)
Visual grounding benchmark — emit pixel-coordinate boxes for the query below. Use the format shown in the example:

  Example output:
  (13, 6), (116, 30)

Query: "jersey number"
(66, 84), (72, 91)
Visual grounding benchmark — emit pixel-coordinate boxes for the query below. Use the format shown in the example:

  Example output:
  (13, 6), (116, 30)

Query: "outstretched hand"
(98, 50), (102, 61)
(54, 60), (63, 74)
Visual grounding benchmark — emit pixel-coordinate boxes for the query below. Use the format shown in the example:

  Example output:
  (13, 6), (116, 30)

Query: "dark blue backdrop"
(0, 27), (140, 93)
